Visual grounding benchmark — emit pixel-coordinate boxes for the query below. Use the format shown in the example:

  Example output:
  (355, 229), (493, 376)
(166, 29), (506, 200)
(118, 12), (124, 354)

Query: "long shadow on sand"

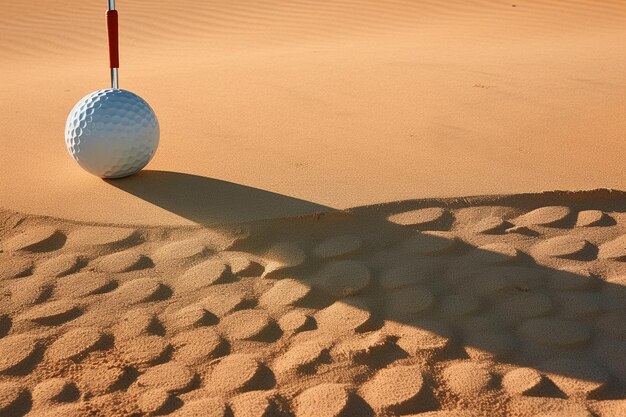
(107, 170), (332, 224)
(106, 174), (626, 415)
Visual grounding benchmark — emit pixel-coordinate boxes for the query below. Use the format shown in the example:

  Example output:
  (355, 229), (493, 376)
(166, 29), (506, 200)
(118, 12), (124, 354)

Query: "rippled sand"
(1, 190), (625, 416)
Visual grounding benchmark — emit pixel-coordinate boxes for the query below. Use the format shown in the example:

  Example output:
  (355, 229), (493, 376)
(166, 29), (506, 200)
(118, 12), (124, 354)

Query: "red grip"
(106, 10), (119, 69)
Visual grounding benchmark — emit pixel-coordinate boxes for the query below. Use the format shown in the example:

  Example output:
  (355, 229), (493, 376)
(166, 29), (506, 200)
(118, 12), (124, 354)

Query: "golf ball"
(65, 88), (159, 178)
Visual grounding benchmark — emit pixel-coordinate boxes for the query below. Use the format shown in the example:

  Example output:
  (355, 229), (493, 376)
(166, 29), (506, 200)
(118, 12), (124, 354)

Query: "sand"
(1, 0), (626, 225)
(1, 1), (626, 416)
(1, 190), (626, 416)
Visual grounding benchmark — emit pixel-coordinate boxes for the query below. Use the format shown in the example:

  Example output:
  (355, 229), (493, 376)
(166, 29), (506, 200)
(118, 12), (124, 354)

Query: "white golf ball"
(65, 88), (159, 178)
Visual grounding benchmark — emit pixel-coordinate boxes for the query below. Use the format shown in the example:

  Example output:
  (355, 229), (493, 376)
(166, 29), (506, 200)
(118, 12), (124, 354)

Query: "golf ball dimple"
(65, 89), (159, 178)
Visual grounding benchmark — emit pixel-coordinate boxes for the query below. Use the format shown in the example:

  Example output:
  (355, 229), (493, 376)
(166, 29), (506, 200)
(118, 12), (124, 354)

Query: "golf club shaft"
(107, 0), (119, 89)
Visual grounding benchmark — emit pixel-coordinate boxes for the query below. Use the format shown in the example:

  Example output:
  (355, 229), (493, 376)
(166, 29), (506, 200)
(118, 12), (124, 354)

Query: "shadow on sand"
(106, 173), (626, 415)
(107, 170), (332, 224)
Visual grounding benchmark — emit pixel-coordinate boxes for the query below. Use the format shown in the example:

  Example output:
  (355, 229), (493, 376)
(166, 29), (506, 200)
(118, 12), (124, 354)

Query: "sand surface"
(1, 1), (626, 224)
(1, 190), (626, 416)
(1, 1), (625, 416)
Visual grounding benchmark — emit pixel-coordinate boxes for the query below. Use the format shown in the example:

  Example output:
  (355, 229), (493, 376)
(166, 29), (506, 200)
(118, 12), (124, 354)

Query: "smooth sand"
(1, 1), (626, 225)
(1, 191), (626, 416)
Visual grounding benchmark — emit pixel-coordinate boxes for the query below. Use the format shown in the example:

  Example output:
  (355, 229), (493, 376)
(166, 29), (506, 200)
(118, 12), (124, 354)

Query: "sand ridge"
(0, 190), (625, 416)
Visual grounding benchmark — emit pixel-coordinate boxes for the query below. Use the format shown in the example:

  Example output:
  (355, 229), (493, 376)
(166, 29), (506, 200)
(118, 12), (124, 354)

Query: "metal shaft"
(107, 0), (119, 89)
(111, 68), (119, 89)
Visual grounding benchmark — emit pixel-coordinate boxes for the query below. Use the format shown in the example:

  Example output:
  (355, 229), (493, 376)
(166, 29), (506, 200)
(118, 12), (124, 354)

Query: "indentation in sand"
(0, 191), (625, 416)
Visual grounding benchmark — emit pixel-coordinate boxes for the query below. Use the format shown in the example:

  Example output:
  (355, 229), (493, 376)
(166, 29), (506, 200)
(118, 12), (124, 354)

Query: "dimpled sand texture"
(65, 89), (159, 178)
(0, 190), (625, 416)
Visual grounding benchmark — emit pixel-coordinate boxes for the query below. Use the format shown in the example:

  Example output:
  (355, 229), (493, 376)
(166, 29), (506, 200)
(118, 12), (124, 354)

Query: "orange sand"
(1, 1), (625, 224)
(1, 1), (626, 416)
(1, 191), (626, 416)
